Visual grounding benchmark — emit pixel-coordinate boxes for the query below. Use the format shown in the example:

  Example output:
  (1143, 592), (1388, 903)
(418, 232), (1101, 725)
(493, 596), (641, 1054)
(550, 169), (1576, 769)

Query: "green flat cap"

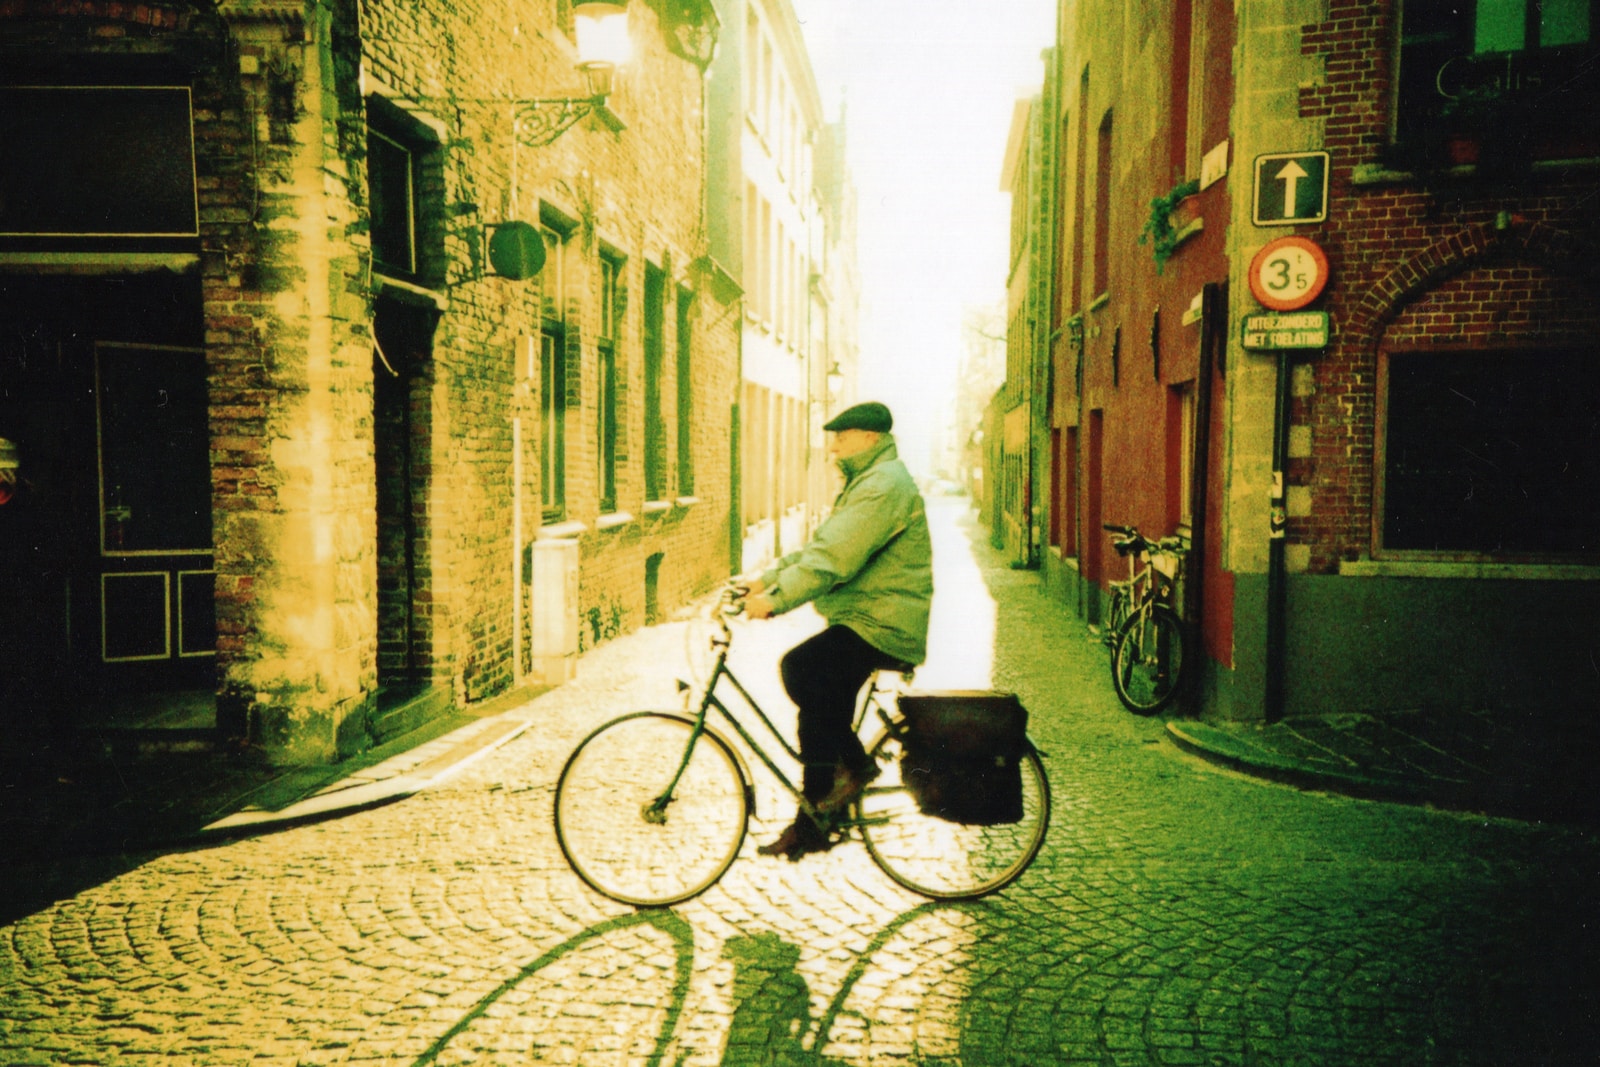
(823, 401), (893, 433)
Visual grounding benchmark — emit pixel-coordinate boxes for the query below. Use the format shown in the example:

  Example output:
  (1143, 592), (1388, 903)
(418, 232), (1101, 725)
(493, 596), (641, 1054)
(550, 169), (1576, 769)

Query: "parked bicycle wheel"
(1111, 604), (1187, 714)
(1103, 586), (1132, 681)
(856, 730), (1050, 899)
(555, 712), (749, 907)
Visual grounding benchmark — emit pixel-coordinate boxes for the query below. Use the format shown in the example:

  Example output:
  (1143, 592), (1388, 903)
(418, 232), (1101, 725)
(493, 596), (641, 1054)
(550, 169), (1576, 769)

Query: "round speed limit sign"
(1248, 236), (1329, 311)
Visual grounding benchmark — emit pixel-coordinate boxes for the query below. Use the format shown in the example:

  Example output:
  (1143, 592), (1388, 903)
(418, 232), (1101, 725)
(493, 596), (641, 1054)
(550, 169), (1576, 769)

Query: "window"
(0, 87), (198, 237)
(643, 264), (667, 501)
(1169, 0), (1194, 182)
(369, 127), (418, 277)
(775, 227), (787, 338)
(1069, 67), (1090, 312)
(367, 101), (439, 283)
(742, 382), (770, 527)
(1395, 0), (1598, 155)
(759, 198), (772, 323)
(762, 39), (776, 137)
(744, 10), (760, 122)
(1049, 427), (1079, 554)
(676, 286), (695, 495)
(1093, 109), (1113, 299)
(1378, 348), (1599, 556)
(598, 252), (624, 513)
(1051, 113), (1070, 332)
(1166, 0), (1208, 181)
(539, 212), (573, 520)
(743, 182), (759, 317)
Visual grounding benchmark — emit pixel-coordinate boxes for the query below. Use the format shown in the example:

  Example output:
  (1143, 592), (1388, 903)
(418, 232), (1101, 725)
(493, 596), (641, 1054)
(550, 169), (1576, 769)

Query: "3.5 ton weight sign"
(1247, 236), (1329, 311)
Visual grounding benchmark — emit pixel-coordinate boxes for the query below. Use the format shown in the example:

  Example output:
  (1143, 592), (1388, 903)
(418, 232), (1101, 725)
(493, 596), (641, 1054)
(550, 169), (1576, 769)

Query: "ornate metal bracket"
(516, 97), (615, 147)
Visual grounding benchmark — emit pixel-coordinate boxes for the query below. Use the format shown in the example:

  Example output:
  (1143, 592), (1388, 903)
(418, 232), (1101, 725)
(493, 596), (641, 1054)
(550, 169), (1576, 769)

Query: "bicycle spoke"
(858, 734), (1050, 899)
(555, 713), (748, 907)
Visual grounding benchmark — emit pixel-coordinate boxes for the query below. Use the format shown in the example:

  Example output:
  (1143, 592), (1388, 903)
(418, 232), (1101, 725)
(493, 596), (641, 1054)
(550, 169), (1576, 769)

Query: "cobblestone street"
(3, 500), (1595, 1066)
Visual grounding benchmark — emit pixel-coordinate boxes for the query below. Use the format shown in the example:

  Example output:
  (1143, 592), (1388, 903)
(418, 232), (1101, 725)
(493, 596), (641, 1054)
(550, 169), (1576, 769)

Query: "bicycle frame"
(1105, 525), (1185, 623)
(649, 608), (875, 829)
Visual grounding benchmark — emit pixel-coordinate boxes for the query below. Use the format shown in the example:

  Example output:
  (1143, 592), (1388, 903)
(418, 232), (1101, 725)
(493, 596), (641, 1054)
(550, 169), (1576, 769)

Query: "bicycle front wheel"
(1111, 604), (1188, 714)
(555, 712), (749, 907)
(857, 731), (1050, 900)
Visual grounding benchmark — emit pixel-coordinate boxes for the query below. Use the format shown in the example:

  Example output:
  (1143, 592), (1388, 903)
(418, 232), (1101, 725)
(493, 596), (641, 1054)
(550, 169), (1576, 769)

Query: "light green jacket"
(759, 434), (933, 664)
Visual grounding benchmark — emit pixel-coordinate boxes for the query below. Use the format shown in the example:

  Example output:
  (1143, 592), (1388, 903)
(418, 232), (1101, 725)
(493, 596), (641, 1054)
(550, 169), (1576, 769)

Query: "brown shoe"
(816, 762), (881, 814)
(757, 815), (828, 860)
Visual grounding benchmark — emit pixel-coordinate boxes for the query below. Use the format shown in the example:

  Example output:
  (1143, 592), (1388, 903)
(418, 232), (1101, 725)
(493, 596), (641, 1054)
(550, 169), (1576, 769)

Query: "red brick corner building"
(1002, 0), (1598, 727)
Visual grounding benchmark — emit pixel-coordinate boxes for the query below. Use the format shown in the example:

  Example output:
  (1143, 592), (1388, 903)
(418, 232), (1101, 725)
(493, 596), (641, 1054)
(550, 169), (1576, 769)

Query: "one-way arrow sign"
(1252, 151), (1329, 225)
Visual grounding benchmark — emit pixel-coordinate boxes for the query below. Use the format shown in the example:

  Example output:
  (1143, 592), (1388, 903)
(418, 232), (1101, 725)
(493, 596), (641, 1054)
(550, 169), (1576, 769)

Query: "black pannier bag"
(897, 691), (1028, 826)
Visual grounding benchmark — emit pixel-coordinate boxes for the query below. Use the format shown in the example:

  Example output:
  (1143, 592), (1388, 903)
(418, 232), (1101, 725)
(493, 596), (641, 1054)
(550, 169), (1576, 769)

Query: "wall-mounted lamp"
(826, 361), (844, 397)
(517, 1), (632, 147)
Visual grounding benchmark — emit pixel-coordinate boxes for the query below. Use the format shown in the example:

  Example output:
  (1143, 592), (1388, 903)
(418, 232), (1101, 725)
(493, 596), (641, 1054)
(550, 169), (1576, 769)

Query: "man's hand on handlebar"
(722, 577), (774, 619)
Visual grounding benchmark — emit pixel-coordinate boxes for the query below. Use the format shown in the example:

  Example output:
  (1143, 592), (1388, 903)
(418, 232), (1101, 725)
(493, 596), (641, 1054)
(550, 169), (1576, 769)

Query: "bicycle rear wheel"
(555, 712), (749, 907)
(857, 731), (1050, 900)
(1103, 586), (1131, 683)
(1111, 604), (1187, 714)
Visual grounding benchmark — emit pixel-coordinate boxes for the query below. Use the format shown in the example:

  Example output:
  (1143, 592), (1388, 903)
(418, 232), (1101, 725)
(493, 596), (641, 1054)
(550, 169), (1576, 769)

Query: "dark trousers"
(780, 625), (901, 802)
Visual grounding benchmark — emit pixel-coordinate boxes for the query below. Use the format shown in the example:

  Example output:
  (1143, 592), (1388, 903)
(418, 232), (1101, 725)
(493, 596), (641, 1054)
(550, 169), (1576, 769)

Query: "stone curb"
(1164, 719), (1426, 806)
(196, 715), (532, 840)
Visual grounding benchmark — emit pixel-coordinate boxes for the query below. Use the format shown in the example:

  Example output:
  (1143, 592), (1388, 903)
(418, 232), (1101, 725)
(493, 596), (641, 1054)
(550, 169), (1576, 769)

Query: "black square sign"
(1252, 151), (1329, 225)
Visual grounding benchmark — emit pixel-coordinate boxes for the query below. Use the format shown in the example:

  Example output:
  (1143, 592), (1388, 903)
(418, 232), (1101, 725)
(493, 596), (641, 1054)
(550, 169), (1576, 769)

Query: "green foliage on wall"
(1138, 179), (1200, 274)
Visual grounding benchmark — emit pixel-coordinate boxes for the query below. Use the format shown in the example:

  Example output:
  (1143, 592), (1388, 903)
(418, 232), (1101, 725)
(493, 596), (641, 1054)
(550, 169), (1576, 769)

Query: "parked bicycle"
(1101, 523), (1190, 715)
(553, 586), (1052, 907)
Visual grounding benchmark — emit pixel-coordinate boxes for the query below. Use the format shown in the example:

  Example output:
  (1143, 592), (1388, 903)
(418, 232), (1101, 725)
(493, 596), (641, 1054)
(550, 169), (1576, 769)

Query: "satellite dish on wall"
(488, 221), (545, 280)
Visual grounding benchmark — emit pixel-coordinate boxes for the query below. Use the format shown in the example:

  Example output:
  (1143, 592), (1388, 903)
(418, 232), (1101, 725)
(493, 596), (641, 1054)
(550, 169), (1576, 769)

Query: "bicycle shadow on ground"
(408, 909), (695, 1067)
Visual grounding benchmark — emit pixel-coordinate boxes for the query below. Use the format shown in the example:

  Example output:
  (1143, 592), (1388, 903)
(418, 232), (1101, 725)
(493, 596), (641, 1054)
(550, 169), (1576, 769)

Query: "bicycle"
(1102, 523), (1190, 715)
(553, 587), (1052, 907)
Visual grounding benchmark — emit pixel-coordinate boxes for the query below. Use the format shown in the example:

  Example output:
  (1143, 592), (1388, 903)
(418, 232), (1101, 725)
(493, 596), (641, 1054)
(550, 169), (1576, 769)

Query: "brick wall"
(0, 0), (736, 763)
(1292, 0), (1600, 573)
(359, 0), (737, 701)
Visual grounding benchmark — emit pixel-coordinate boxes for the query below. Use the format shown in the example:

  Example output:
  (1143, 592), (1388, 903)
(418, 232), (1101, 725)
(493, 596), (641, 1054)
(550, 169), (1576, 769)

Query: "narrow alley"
(2, 499), (1593, 1066)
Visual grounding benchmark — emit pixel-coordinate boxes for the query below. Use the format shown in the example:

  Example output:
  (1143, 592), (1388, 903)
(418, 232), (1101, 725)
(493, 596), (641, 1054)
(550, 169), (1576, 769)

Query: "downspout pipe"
(1264, 349), (1291, 723)
(1182, 281), (1222, 713)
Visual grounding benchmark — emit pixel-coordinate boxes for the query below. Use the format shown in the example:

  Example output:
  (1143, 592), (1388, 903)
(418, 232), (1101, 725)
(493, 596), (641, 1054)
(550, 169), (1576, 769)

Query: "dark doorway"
(0, 272), (213, 745)
(371, 295), (440, 737)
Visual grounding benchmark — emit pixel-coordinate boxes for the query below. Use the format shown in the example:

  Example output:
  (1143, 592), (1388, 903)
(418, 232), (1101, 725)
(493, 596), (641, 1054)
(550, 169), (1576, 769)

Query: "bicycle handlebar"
(1105, 522), (1188, 558)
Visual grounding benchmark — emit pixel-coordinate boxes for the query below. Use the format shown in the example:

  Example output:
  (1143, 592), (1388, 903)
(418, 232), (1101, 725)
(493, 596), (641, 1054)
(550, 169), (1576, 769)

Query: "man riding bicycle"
(742, 401), (933, 860)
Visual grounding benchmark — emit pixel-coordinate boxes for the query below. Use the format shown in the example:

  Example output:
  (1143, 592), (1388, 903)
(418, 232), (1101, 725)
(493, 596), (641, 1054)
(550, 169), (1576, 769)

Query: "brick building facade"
(1003, 0), (1598, 725)
(707, 0), (856, 577)
(0, 0), (738, 766)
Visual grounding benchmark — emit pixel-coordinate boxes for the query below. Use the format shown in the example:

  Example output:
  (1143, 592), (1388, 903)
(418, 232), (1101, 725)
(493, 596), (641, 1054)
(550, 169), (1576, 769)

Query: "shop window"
(1378, 348), (1600, 557)
(1394, 0), (1598, 162)
(0, 87), (197, 238)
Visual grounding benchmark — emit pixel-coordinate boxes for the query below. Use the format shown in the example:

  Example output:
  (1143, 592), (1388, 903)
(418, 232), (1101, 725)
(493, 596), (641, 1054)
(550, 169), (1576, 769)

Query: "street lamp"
(517, 1), (632, 147)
